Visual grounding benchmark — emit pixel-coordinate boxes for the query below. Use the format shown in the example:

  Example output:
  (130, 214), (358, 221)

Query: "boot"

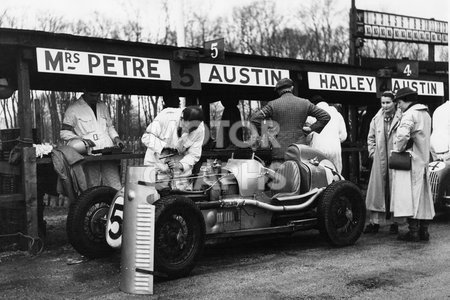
(398, 218), (419, 242)
(419, 220), (430, 241)
(389, 223), (399, 234)
(363, 223), (379, 234)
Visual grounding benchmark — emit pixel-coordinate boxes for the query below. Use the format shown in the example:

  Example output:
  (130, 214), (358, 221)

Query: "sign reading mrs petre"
(36, 47), (171, 81)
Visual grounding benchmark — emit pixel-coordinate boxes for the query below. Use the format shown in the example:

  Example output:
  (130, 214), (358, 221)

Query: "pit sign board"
(397, 61), (419, 78)
(204, 38), (225, 60)
(36, 47), (171, 81)
(392, 79), (444, 96)
(308, 72), (376, 93)
(308, 72), (444, 97)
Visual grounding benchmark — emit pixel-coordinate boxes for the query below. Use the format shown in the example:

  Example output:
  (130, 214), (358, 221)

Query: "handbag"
(388, 151), (411, 170)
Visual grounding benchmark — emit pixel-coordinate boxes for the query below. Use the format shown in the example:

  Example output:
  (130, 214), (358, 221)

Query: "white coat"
(307, 102), (347, 173)
(430, 100), (450, 161)
(60, 97), (118, 150)
(391, 104), (435, 220)
(142, 107), (205, 176)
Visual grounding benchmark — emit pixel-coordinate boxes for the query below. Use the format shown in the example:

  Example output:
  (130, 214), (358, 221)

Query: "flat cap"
(274, 78), (293, 91)
(395, 87), (417, 100)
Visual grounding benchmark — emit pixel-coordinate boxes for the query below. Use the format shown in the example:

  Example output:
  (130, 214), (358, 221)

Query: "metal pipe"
(198, 188), (324, 212)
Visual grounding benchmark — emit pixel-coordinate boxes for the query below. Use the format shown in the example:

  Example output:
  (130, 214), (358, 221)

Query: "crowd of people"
(60, 79), (449, 243)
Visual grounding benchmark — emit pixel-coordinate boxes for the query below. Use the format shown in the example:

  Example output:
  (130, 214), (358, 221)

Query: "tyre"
(317, 180), (365, 246)
(66, 186), (117, 258)
(154, 195), (206, 279)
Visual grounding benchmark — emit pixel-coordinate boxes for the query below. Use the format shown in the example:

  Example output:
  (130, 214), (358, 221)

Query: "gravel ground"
(2, 206), (450, 299)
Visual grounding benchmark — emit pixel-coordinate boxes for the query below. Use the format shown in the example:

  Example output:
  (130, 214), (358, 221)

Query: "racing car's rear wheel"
(66, 186), (117, 258)
(154, 195), (206, 279)
(317, 180), (365, 246)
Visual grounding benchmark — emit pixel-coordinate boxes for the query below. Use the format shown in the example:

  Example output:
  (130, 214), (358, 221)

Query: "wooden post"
(348, 0), (357, 66)
(428, 44), (435, 62)
(17, 50), (39, 239)
(349, 106), (359, 183)
(22, 147), (39, 238)
(34, 98), (43, 142)
(17, 51), (33, 144)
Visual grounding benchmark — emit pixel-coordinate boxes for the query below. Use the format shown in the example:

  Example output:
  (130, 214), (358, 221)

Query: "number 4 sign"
(204, 38), (225, 60)
(397, 61), (419, 78)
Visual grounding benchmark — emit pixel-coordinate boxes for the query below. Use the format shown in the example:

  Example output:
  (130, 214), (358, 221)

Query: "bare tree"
(229, 0), (282, 56)
(297, 0), (348, 63)
(36, 15), (68, 32)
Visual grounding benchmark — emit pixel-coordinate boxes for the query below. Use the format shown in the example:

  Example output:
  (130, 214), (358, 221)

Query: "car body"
(429, 160), (450, 210)
(66, 144), (366, 279)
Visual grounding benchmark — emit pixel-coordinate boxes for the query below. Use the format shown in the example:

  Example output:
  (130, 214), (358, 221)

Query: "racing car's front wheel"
(154, 195), (206, 279)
(66, 186), (117, 258)
(317, 180), (365, 246)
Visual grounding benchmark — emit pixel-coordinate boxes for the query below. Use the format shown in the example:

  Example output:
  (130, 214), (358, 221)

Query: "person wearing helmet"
(141, 106), (205, 190)
(250, 78), (330, 161)
(60, 90), (124, 190)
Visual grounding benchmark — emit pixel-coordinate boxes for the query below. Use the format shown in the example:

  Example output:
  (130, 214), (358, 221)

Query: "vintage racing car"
(66, 144), (366, 279)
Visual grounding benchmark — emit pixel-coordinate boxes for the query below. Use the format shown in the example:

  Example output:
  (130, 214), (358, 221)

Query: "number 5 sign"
(397, 61), (418, 78)
(170, 61), (201, 90)
(204, 38), (225, 60)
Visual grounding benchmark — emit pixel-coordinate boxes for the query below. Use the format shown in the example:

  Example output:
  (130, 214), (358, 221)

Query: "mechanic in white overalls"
(141, 106), (205, 190)
(60, 90), (124, 190)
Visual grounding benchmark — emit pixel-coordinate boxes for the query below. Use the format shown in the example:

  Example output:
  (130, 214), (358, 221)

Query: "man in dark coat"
(250, 78), (330, 159)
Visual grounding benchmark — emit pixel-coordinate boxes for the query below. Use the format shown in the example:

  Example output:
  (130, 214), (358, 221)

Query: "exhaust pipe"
(198, 188), (324, 212)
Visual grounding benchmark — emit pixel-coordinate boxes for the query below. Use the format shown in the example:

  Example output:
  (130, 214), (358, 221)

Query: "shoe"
(389, 223), (399, 234)
(419, 229), (430, 241)
(363, 223), (379, 234)
(419, 220), (430, 241)
(397, 231), (419, 242)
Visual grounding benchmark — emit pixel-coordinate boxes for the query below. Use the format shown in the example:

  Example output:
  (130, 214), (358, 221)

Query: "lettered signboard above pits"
(36, 48), (171, 81)
(308, 71), (444, 97)
(36, 47), (289, 91)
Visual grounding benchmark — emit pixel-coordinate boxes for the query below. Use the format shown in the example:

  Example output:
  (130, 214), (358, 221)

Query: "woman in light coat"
(391, 87), (435, 242)
(364, 91), (402, 234)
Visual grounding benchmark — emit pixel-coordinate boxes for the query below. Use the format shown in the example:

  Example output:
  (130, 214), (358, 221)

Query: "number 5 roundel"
(106, 194), (124, 248)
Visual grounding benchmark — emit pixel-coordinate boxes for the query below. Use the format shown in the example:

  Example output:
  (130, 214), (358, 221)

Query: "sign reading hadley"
(308, 72), (376, 93)
(308, 72), (445, 97)
(36, 48), (171, 81)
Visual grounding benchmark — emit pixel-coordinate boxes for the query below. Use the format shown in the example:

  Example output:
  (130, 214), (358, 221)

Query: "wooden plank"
(22, 147), (39, 238)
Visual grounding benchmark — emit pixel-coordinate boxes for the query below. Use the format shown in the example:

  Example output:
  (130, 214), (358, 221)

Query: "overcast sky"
(2, 0), (448, 32)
